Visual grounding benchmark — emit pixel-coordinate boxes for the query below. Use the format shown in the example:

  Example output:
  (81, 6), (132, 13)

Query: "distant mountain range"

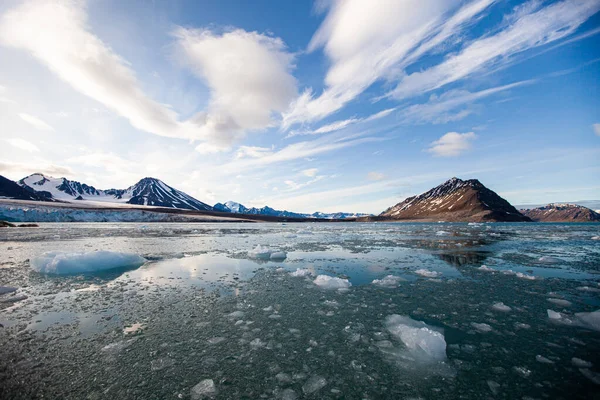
(520, 203), (600, 222)
(0, 174), (370, 219)
(214, 201), (370, 220)
(2, 174), (599, 223)
(16, 173), (212, 211)
(374, 177), (530, 222)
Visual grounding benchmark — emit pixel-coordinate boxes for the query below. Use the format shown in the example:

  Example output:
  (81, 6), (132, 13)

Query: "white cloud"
(282, 0), (493, 127)
(367, 172), (385, 181)
(427, 132), (476, 157)
(287, 107), (396, 137)
(235, 146), (273, 159)
(302, 168), (318, 177)
(4, 137), (40, 152)
(195, 142), (232, 155)
(390, 0), (600, 99)
(399, 80), (533, 124)
(18, 112), (54, 131)
(174, 27), (297, 147)
(0, 0), (200, 141)
(0, 161), (73, 179)
(593, 123), (600, 137)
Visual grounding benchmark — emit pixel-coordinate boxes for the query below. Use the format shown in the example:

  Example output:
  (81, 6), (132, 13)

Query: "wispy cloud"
(174, 27), (297, 148)
(4, 137), (40, 152)
(399, 80), (533, 124)
(18, 112), (54, 131)
(427, 132), (476, 157)
(287, 108), (395, 137)
(594, 123), (600, 137)
(367, 172), (386, 181)
(282, 0), (494, 127)
(389, 0), (600, 99)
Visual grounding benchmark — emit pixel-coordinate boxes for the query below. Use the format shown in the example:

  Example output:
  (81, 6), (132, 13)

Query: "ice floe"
(547, 298), (572, 307)
(290, 268), (312, 277)
(478, 265), (494, 272)
(385, 315), (447, 363)
(313, 275), (352, 290)
(491, 302), (511, 312)
(30, 251), (146, 274)
(572, 357), (593, 368)
(372, 275), (405, 288)
(414, 269), (441, 278)
(190, 379), (217, 399)
(302, 375), (327, 394)
(471, 322), (493, 332)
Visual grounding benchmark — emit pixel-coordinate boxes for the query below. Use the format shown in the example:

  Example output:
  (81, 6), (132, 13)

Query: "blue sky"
(0, 0), (598, 213)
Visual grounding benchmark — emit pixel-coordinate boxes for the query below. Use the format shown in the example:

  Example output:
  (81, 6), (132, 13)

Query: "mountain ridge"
(376, 177), (530, 222)
(214, 201), (370, 220)
(520, 203), (600, 222)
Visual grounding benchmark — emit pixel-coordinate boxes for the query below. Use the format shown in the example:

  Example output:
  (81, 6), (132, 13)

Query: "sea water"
(0, 222), (599, 399)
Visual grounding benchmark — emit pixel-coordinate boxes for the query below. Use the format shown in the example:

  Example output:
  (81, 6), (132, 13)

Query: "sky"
(0, 0), (599, 214)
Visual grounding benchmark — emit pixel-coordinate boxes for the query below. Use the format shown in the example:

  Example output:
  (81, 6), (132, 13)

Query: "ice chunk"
(515, 272), (536, 280)
(414, 269), (441, 278)
(572, 357), (592, 368)
(290, 268), (312, 277)
(491, 302), (511, 312)
(302, 375), (327, 394)
(190, 379), (217, 399)
(535, 355), (554, 364)
(574, 309), (600, 332)
(207, 337), (225, 345)
(547, 298), (572, 307)
(278, 388), (298, 400)
(249, 245), (272, 260)
(313, 275), (352, 290)
(150, 357), (175, 371)
(580, 368), (600, 385)
(372, 275), (405, 288)
(471, 322), (492, 332)
(123, 322), (144, 335)
(30, 251), (145, 275)
(539, 256), (561, 263)
(226, 311), (245, 319)
(385, 315), (447, 362)
(270, 251), (287, 260)
(547, 309), (562, 320)
(478, 265), (494, 272)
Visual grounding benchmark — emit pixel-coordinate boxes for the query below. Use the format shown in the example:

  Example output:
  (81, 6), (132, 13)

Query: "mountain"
(517, 200), (600, 213)
(16, 173), (212, 211)
(378, 177), (530, 222)
(214, 201), (370, 220)
(520, 203), (600, 222)
(0, 175), (53, 202)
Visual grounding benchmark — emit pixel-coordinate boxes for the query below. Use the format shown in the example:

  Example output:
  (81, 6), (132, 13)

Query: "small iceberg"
(372, 275), (405, 288)
(30, 251), (146, 275)
(313, 275), (351, 290)
(248, 245), (286, 261)
(414, 269), (441, 278)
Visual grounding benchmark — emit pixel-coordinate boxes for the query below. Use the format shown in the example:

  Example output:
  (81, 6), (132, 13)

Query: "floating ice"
(547, 309), (563, 320)
(302, 375), (327, 394)
(515, 272), (537, 280)
(580, 368), (600, 385)
(248, 245), (273, 260)
(414, 269), (441, 278)
(539, 256), (561, 263)
(270, 251), (287, 260)
(190, 379), (217, 399)
(313, 275), (352, 290)
(278, 388), (298, 400)
(372, 275), (405, 288)
(572, 357), (593, 368)
(478, 265), (494, 272)
(290, 268), (312, 277)
(577, 286), (600, 293)
(536, 355), (554, 364)
(471, 322), (493, 332)
(574, 309), (600, 332)
(30, 251), (145, 275)
(547, 298), (572, 307)
(491, 302), (511, 312)
(123, 323), (144, 335)
(385, 315), (447, 362)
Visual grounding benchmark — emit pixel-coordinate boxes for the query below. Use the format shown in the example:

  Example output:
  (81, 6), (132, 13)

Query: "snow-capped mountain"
(0, 175), (53, 202)
(214, 201), (370, 220)
(379, 177), (529, 222)
(16, 173), (212, 211)
(520, 203), (600, 222)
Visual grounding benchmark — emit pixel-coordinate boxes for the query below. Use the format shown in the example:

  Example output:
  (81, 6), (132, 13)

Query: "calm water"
(1, 222), (599, 399)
